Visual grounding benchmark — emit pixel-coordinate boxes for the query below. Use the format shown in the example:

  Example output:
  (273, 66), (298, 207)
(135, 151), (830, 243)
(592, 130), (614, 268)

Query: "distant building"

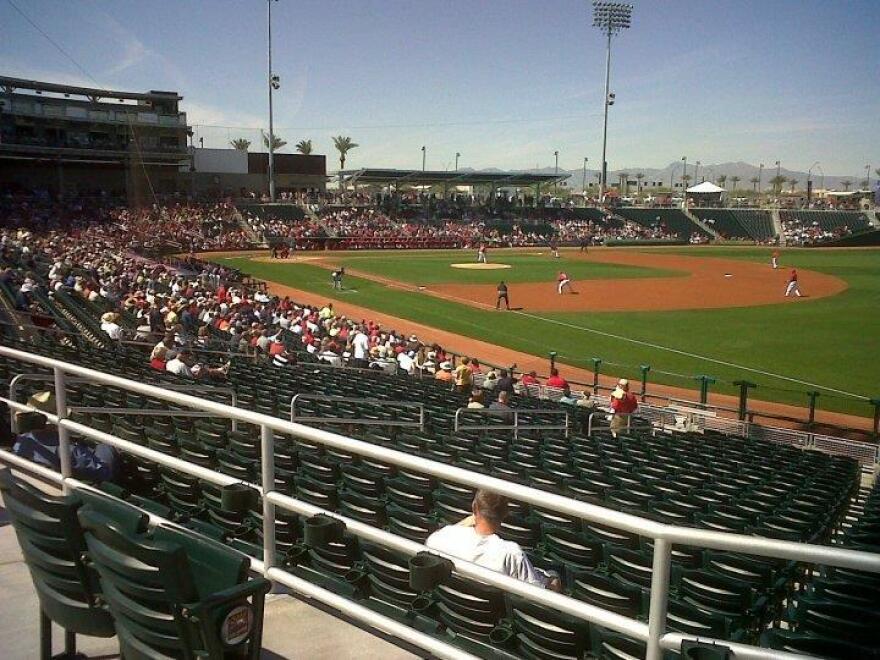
(0, 76), (189, 200)
(188, 148), (327, 196)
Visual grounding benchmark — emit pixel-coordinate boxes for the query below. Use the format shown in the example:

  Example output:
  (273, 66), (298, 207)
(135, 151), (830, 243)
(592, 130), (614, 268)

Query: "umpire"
(496, 281), (510, 310)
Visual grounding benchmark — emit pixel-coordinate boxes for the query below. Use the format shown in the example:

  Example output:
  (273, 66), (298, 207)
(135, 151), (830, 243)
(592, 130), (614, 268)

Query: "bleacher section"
(614, 208), (709, 239)
(692, 209), (776, 242)
(2, 335), (876, 659)
(780, 210), (871, 234)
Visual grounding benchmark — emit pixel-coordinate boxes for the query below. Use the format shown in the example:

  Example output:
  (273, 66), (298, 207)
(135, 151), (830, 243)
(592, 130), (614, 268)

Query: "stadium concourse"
(1, 190), (880, 660)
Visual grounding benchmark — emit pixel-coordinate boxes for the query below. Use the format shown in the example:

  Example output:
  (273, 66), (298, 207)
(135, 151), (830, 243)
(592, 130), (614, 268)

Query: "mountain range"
(464, 162), (871, 192)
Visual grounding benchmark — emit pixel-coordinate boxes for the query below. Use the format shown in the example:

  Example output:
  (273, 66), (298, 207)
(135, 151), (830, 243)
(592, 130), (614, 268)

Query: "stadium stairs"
(682, 209), (719, 239)
(772, 210), (784, 246)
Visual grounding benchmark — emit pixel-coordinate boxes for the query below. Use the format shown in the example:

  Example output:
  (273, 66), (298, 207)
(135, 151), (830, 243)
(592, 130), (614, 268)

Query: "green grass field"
(306, 251), (679, 284)
(216, 247), (880, 418)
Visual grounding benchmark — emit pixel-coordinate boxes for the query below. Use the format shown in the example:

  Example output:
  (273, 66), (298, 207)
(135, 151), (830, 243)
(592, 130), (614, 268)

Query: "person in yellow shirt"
(453, 356), (473, 393)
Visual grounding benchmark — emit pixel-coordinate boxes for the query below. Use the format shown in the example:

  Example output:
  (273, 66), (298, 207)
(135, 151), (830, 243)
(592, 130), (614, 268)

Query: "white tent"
(686, 181), (725, 194)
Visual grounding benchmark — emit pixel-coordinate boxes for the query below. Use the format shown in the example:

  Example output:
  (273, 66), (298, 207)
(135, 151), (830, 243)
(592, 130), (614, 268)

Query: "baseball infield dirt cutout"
(450, 263), (512, 270)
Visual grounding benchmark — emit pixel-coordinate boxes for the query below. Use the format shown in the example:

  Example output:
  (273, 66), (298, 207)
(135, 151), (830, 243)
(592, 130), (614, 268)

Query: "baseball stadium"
(1, 1), (879, 659)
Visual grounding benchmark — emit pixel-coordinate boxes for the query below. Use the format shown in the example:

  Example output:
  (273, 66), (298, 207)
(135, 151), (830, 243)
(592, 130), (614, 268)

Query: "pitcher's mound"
(451, 263), (511, 270)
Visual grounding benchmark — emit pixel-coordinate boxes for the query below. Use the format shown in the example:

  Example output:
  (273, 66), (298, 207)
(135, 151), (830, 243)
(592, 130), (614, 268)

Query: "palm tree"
(229, 138), (251, 151)
(618, 172), (629, 194)
(731, 175), (741, 192)
(717, 174), (727, 189)
(788, 178), (798, 193)
(261, 131), (287, 151)
(635, 172), (645, 193)
(749, 176), (759, 192)
(769, 175), (787, 195)
(841, 179), (852, 192)
(332, 135), (359, 189)
(295, 139), (313, 155)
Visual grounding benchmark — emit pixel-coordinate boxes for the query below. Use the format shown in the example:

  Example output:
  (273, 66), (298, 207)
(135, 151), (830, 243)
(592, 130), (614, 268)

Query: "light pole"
(582, 157), (588, 197)
(554, 150), (559, 193)
(866, 164), (871, 190)
(695, 160), (701, 183)
(758, 163), (764, 197)
(807, 161), (820, 205)
(681, 156), (687, 193)
(592, 1), (632, 204)
(421, 146), (426, 171)
(455, 152), (460, 171)
(775, 160), (781, 195)
(266, 0), (279, 202)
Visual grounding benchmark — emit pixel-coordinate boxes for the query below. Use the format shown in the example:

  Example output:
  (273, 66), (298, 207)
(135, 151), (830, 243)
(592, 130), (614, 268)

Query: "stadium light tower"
(592, 1), (632, 203)
(455, 152), (461, 171)
(266, 0), (279, 203)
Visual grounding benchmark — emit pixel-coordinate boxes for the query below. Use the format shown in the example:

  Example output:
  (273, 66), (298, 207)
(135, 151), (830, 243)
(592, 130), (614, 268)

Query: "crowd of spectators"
(781, 219), (852, 245)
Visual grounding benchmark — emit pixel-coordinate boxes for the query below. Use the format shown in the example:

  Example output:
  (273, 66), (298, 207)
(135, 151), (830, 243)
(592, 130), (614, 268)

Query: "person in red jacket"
(546, 368), (568, 389)
(609, 378), (638, 437)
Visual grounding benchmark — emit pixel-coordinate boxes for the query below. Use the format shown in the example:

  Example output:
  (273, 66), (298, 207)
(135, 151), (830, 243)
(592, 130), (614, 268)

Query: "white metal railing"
(290, 394), (425, 432)
(1, 346), (879, 660)
(453, 406), (570, 438)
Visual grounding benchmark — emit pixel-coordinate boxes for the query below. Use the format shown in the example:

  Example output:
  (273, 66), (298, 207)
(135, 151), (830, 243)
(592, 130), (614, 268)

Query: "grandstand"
(780, 210), (872, 245)
(2, 204), (880, 658)
(692, 209), (776, 242)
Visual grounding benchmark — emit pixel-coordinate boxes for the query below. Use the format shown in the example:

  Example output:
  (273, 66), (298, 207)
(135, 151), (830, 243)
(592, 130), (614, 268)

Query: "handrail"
(289, 393), (425, 432)
(453, 406), (570, 439)
(1, 345), (879, 660)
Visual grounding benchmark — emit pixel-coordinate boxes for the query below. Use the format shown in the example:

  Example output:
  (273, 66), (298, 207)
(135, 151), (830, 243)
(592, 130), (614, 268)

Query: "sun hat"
(440, 361), (453, 371)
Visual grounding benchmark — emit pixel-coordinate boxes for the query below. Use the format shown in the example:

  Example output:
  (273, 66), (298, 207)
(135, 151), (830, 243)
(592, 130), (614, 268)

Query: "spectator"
(435, 361), (454, 383)
(100, 312), (123, 340)
(496, 369), (516, 394)
(546, 368), (568, 389)
(558, 384), (578, 406)
(454, 357), (473, 393)
(149, 345), (168, 371)
(520, 370), (539, 387)
(12, 392), (120, 482)
(426, 490), (560, 591)
(488, 390), (514, 424)
(467, 390), (485, 409)
(481, 369), (499, 392)
(609, 378), (638, 438)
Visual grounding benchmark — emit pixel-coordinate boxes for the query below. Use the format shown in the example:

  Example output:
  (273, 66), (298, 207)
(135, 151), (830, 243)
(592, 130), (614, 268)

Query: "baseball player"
(477, 244), (488, 264)
(331, 267), (345, 290)
(496, 281), (510, 310)
(550, 240), (560, 258)
(771, 249), (780, 269)
(784, 268), (802, 297)
(557, 271), (574, 294)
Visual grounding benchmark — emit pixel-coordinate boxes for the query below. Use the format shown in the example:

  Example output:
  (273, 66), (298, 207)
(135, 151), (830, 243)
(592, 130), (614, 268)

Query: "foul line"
(510, 310), (870, 400)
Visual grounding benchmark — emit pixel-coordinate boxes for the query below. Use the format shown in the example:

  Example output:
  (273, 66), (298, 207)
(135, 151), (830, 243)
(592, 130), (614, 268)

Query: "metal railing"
(289, 394), (425, 432)
(453, 406), (570, 439)
(1, 345), (879, 660)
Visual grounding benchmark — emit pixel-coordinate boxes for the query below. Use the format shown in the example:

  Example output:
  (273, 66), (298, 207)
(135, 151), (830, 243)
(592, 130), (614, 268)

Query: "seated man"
(13, 392), (119, 482)
(426, 489), (560, 591)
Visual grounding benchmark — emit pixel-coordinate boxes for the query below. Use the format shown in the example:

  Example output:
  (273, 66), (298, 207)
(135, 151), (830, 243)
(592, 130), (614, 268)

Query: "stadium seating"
(614, 208), (710, 239)
(692, 209), (775, 242)
(780, 210), (871, 234)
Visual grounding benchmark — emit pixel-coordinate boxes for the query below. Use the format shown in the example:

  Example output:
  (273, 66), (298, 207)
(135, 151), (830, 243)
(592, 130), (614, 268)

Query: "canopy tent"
(686, 181), (725, 194)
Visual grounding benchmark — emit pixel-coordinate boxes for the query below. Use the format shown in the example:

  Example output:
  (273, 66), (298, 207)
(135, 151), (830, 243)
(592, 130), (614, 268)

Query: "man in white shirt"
(351, 327), (370, 368)
(426, 490), (560, 591)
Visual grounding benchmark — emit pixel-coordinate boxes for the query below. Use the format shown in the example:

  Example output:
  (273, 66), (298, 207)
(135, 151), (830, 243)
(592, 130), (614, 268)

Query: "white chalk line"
(510, 310), (870, 400)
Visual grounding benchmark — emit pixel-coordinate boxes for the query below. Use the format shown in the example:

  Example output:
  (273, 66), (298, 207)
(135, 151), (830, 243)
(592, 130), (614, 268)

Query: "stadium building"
(0, 76), (189, 200)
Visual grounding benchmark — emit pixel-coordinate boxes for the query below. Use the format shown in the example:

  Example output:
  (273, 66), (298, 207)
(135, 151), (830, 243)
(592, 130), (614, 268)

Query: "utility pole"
(593, 2), (632, 204)
(455, 152), (460, 171)
(681, 156), (687, 193)
(758, 163), (764, 198)
(582, 157), (588, 197)
(421, 146), (426, 171)
(266, 0), (278, 202)
(554, 150), (559, 194)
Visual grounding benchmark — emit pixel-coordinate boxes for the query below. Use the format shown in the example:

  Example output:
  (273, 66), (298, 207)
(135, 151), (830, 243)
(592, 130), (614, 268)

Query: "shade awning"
(686, 181), (725, 194)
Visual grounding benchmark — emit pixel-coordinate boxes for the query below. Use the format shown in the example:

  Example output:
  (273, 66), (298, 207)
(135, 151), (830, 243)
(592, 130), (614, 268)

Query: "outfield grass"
(216, 246), (880, 417)
(310, 250), (679, 284)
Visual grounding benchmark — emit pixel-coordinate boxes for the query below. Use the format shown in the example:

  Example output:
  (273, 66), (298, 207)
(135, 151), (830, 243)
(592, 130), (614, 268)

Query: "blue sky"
(1, 0), (878, 175)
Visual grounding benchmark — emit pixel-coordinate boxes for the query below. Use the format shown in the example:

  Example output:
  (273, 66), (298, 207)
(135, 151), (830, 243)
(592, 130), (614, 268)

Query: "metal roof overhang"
(341, 168), (568, 188)
(0, 76), (181, 102)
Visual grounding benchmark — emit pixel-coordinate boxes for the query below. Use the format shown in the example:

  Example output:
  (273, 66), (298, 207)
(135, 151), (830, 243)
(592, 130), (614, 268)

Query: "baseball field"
(213, 246), (880, 420)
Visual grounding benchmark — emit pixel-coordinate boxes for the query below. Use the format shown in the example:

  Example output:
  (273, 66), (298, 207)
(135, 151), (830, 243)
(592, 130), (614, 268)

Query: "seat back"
(0, 469), (122, 638)
(78, 507), (268, 659)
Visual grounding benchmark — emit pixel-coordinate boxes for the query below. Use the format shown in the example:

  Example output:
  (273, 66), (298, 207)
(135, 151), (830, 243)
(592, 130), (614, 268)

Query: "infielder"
(495, 280), (510, 310)
(550, 240), (560, 258)
(771, 249), (780, 269)
(477, 244), (488, 264)
(331, 267), (345, 290)
(784, 268), (802, 297)
(557, 271), (574, 294)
